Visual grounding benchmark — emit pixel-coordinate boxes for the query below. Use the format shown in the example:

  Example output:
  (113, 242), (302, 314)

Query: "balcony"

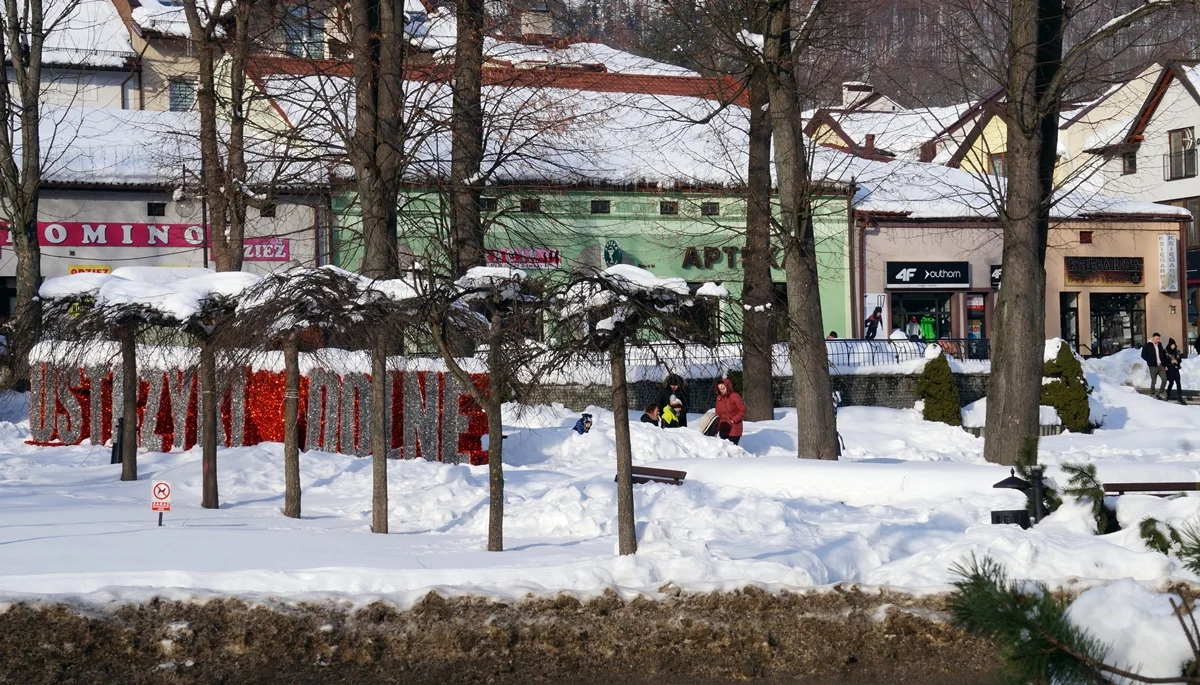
(1164, 149), (1197, 181)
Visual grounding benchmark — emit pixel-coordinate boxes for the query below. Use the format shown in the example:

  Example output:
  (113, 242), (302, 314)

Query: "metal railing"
(825, 338), (991, 367)
(1164, 149), (1197, 181)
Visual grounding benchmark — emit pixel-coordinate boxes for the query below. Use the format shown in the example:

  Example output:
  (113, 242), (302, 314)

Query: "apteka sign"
(886, 261), (970, 289)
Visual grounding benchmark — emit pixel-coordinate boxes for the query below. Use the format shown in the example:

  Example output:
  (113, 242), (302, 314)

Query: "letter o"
(44, 223), (67, 244)
(183, 226), (205, 246)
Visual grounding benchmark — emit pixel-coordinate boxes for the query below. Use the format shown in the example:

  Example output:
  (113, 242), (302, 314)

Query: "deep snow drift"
(4, 370), (1200, 671)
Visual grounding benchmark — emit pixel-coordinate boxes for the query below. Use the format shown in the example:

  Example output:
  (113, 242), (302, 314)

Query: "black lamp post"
(992, 468), (1039, 529)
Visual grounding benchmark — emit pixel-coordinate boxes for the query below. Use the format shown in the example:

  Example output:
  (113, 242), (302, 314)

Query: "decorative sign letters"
(27, 360), (488, 465)
(1, 222), (208, 248)
(485, 247), (561, 269)
(1064, 256), (1143, 286)
(1159, 234), (1180, 293)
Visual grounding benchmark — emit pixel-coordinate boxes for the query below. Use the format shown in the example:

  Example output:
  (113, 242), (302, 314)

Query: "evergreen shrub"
(1041, 342), (1092, 433)
(917, 351), (961, 426)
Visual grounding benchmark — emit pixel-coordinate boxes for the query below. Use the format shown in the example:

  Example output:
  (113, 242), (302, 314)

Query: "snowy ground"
(4, 368), (1200, 634)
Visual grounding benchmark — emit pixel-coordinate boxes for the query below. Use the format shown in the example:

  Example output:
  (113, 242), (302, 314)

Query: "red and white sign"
(151, 481), (172, 512)
(240, 237), (290, 262)
(0, 222), (208, 248)
(485, 247), (561, 269)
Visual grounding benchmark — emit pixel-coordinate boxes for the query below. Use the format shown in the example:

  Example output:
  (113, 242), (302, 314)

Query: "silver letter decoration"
(441, 373), (471, 465)
(139, 370), (166, 450)
(403, 370), (441, 461)
(339, 371), (372, 457)
(28, 362), (54, 443)
(85, 364), (109, 445)
(55, 367), (84, 445)
(167, 368), (196, 449)
(305, 368), (340, 452)
(110, 363), (123, 441)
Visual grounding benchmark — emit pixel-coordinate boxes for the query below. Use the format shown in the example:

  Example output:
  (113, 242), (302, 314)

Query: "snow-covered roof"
(260, 73), (745, 187)
(31, 104), (327, 188)
(42, 0), (135, 67)
(129, 0), (194, 37)
(819, 104), (975, 160)
(482, 39), (698, 77)
(824, 150), (1191, 220)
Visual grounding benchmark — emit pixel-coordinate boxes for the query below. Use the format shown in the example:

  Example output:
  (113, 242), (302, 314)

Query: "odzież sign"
(886, 262), (970, 289)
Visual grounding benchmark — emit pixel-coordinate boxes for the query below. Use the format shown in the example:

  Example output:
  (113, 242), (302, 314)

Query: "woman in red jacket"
(714, 378), (746, 445)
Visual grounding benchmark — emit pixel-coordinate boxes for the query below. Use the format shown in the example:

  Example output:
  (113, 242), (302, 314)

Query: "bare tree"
(449, 0), (487, 277)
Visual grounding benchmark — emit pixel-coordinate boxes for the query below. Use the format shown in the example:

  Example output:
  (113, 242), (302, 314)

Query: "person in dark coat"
(573, 413), (593, 434)
(658, 374), (688, 428)
(1166, 338), (1185, 405)
(640, 403), (660, 424)
(713, 378), (746, 445)
(863, 306), (883, 340)
(1141, 332), (1168, 399)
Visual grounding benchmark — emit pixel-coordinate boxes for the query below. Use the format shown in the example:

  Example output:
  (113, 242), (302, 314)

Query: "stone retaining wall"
(528, 373), (992, 413)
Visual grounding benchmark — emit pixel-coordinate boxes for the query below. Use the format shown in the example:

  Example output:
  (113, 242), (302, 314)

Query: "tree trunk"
(350, 0), (404, 279)
(200, 338), (219, 508)
(182, 0), (230, 272)
(0, 8), (47, 384)
(764, 0), (838, 460)
(449, 0), (486, 277)
(611, 337), (636, 555)
(120, 328), (139, 481)
(283, 331), (301, 518)
(486, 310), (503, 551)
(983, 0), (1062, 466)
(741, 64), (774, 422)
(370, 336), (388, 534)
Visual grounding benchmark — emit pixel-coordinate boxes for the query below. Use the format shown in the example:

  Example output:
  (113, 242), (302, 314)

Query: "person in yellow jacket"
(657, 374), (687, 428)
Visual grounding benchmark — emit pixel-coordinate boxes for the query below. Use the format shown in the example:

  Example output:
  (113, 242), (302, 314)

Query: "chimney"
(520, 7), (554, 38)
(842, 81), (874, 109)
(864, 134), (875, 152)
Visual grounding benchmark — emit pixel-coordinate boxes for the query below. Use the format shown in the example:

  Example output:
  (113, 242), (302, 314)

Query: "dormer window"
(284, 4), (325, 59)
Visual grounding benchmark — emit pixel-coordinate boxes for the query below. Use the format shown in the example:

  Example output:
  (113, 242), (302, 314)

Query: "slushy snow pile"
(4, 367), (1200, 670)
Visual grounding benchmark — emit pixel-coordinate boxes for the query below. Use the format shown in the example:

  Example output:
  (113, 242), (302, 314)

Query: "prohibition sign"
(154, 482), (171, 500)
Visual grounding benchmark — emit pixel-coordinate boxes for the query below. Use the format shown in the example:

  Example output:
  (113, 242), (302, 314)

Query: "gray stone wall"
(528, 373), (992, 413)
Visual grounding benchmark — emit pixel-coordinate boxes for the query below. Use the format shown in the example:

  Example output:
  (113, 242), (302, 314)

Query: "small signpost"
(151, 480), (171, 526)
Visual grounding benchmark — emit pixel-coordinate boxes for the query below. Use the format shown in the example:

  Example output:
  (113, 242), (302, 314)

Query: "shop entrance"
(1089, 293), (1145, 357)
(891, 292), (952, 342)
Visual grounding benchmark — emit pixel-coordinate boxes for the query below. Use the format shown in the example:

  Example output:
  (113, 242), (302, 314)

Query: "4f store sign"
(0, 222), (208, 248)
(886, 261), (971, 289)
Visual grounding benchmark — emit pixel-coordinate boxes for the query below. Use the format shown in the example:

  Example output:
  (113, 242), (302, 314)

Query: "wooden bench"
(615, 466), (687, 486)
(1103, 482), (1200, 497)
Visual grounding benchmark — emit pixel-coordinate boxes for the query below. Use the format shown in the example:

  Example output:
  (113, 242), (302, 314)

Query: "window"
(1189, 198), (1200, 247)
(700, 202), (720, 217)
(590, 200), (610, 214)
(660, 200), (678, 215)
(682, 282), (719, 343)
(168, 78), (195, 112)
(284, 4), (325, 59)
(147, 202), (166, 217)
(519, 198), (540, 213)
(1089, 292), (1146, 357)
(1079, 231), (1093, 244)
(1122, 151), (1137, 175)
(988, 152), (1006, 177)
(259, 204), (276, 218)
(1166, 128), (1197, 180)
(478, 197), (497, 211)
(890, 292), (952, 342)
(1060, 292), (1079, 354)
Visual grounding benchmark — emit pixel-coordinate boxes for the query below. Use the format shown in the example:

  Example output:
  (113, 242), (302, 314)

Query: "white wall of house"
(0, 189), (327, 282)
(7, 66), (137, 109)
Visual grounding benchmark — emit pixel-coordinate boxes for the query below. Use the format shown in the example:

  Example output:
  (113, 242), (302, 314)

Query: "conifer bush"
(917, 351), (961, 426)
(1041, 342), (1093, 433)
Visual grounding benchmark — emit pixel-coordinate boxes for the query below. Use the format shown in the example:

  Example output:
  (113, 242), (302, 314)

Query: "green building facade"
(332, 187), (854, 341)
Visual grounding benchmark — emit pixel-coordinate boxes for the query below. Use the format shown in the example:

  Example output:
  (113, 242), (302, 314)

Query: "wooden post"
(486, 308), (504, 551)
(283, 331), (301, 518)
(611, 336), (636, 555)
(200, 338), (219, 509)
(370, 336), (388, 534)
(120, 327), (138, 481)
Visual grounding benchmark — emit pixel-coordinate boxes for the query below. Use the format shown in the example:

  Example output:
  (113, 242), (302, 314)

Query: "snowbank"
(960, 398), (1061, 428)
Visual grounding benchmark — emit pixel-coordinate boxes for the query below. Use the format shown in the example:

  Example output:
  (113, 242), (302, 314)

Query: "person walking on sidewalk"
(1142, 332), (1168, 399)
(1166, 338), (1186, 405)
(713, 378), (746, 446)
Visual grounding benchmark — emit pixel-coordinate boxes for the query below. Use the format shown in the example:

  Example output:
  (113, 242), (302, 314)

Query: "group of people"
(1141, 332), (1188, 404)
(639, 374), (747, 445)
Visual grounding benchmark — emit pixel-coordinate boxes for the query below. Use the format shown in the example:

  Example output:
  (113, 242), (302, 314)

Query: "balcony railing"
(1164, 149), (1197, 181)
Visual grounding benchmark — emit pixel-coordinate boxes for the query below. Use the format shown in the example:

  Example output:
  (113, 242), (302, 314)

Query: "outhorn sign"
(885, 261), (971, 289)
